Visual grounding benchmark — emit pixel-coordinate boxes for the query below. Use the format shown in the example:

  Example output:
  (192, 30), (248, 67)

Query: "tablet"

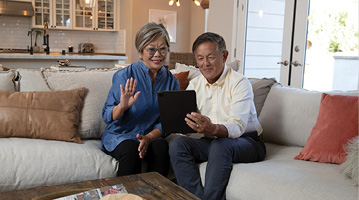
(157, 90), (197, 134)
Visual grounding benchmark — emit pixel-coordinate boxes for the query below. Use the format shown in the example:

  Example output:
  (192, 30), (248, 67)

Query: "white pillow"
(42, 69), (118, 139)
(175, 63), (201, 81)
(341, 136), (359, 186)
(17, 69), (50, 92)
(0, 70), (16, 92)
(227, 60), (242, 73)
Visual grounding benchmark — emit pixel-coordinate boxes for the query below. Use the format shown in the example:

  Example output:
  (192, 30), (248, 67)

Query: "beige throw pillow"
(0, 70), (16, 92)
(42, 69), (118, 139)
(0, 88), (86, 143)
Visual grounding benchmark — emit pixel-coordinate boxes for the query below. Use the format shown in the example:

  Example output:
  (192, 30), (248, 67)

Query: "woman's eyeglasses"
(145, 47), (169, 55)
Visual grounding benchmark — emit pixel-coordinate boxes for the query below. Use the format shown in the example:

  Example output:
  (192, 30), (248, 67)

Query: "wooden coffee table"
(0, 172), (200, 200)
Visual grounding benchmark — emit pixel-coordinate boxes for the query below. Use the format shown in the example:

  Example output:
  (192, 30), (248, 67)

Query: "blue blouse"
(101, 61), (180, 152)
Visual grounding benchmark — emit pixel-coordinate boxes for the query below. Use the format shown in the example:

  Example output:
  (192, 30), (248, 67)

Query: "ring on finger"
(196, 124), (199, 128)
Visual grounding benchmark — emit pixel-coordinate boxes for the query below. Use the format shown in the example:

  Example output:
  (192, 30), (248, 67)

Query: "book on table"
(54, 184), (127, 200)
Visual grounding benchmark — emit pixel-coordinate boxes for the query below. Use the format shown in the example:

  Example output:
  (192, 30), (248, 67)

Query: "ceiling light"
(193, 0), (201, 6)
(169, 0), (174, 6)
(176, 0), (180, 7)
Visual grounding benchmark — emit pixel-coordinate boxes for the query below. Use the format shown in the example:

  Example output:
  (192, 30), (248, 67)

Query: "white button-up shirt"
(187, 64), (263, 138)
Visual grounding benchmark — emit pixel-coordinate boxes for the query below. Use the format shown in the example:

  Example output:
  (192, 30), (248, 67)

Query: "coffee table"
(0, 172), (200, 200)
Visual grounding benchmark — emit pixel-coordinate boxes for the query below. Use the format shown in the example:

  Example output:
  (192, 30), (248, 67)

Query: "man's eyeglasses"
(145, 47), (169, 55)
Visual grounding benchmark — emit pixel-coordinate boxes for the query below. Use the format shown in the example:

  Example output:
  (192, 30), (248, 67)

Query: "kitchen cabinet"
(32, 0), (72, 29)
(74, 0), (117, 31)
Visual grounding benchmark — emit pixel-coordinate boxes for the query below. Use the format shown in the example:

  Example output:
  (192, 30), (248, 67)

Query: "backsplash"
(0, 16), (125, 54)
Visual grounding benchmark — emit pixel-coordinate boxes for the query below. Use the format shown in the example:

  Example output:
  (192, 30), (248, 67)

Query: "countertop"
(0, 52), (127, 60)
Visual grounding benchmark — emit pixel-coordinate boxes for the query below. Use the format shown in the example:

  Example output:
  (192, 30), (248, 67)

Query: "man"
(169, 32), (266, 200)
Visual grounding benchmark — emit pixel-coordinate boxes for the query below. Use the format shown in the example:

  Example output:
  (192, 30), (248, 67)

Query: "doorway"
(242, 0), (358, 90)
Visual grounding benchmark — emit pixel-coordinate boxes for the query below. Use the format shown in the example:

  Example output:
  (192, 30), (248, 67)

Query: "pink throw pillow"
(294, 93), (358, 164)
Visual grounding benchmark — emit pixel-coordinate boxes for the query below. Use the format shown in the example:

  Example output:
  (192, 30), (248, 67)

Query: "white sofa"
(0, 68), (358, 200)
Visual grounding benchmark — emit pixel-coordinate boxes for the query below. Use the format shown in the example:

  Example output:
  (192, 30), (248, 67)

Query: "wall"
(0, 16), (125, 54)
(120, 0), (206, 64)
(207, 0), (238, 63)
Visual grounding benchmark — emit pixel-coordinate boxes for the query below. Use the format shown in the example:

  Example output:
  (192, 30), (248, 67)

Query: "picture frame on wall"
(149, 9), (177, 43)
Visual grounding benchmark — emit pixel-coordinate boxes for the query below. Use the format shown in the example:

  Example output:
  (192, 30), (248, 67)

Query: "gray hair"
(192, 32), (226, 54)
(135, 22), (170, 53)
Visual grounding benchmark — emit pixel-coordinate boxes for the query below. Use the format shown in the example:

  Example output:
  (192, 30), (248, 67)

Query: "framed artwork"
(149, 9), (177, 43)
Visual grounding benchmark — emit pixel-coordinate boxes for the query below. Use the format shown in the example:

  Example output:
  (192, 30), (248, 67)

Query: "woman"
(101, 22), (180, 177)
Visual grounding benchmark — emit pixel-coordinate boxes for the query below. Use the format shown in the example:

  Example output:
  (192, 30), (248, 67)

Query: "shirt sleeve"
(102, 71), (126, 124)
(224, 78), (254, 138)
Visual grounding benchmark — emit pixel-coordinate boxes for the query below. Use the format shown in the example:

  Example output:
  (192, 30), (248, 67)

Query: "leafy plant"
(28, 28), (43, 46)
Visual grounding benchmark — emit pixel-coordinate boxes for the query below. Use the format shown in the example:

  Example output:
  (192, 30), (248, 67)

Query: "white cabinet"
(32, 0), (72, 29)
(73, 0), (117, 31)
(32, 0), (118, 31)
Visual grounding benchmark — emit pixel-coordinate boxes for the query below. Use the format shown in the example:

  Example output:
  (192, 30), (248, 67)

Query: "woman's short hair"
(192, 32), (226, 54)
(135, 22), (170, 53)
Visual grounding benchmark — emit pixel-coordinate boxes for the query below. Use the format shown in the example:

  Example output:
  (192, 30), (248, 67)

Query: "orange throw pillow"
(173, 71), (190, 90)
(294, 93), (359, 164)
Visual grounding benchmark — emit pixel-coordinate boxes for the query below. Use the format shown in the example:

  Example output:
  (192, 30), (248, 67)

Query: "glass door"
(243, 0), (358, 90)
(297, 0), (359, 91)
(242, 0), (297, 86)
(54, 0), (72, 29)
(97, 0), (115, 30)
(74, 0), (95, 30)
(33, 0), (51, 27)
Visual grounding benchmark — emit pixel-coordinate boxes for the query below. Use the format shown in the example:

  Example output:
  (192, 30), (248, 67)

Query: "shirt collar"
(137, 60), (164, 75)
(205, 64), (229, 87)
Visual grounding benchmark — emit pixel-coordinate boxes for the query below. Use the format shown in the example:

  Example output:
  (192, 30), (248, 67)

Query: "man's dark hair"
(192, 32), (227, 54)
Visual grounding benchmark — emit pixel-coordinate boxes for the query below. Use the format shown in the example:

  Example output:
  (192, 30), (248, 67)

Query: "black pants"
(105, 139), (170, 177)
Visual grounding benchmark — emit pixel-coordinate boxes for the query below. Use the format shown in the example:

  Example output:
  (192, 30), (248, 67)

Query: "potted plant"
(28, 28), (43, 52)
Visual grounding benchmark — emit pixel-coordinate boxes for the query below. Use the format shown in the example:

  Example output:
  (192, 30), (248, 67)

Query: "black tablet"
(157, 90), (197, 134)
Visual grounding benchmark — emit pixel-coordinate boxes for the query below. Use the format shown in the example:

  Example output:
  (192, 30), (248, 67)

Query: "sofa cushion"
(0, 70), (16, 92)
(173, 71), (189, 90)
(17, 69), (50, 92)
(42, 69), (118, 139)
(248, 78), (277, 116)
(0, 138), (117, 192)
(259, 84), (323, 147)
(205, 143), (358, 200)
(294, 93), (358, 164)
(0, 88), (86, 143)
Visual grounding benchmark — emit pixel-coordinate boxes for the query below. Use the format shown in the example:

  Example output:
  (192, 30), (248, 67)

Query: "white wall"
(207, 0), (238, 63)
(120, 0), (206, 64)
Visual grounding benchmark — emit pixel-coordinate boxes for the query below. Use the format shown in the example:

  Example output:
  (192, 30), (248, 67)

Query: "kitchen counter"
(0, 53), (127, 69)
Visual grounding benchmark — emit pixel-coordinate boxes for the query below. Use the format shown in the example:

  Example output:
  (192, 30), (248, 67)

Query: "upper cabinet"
(74, 0), (116, 31)
(32, 0), (72, 29)
(32, 0), (118, 31)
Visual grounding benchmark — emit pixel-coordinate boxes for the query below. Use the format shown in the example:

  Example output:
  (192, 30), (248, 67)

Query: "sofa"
(0, 65), (358, 200)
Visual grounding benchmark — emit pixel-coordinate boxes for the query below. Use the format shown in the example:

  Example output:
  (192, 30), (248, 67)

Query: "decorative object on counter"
(58, 59), (71, 66)
(62, 50), (66, 55)
(27, 28), (43, 53)
(68, 46), (73, 52)
(79, 43), (95, 53)
(51, 60), (86, 71)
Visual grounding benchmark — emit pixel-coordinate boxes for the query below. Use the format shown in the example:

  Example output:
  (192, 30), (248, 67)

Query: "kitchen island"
(0, 53), (128, 70)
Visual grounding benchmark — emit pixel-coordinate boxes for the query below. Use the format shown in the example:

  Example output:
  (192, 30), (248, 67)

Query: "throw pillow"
(42, 69), (118, 139)
(248, 78), (277, 116)
(0, 70), (16, 92)
(17, 69), (51, 92)
(173, 71), (189, 90)
(294, 93), (359, 164)
(0, 88), (86, 143)
(340, 136), (358, 186)
(227, 60), (242, 73)
(175, 63), (201, 81)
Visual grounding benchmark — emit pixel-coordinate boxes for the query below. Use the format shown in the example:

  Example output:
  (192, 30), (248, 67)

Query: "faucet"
(43, 22), (50, 54)
(27, 29), (33, 55)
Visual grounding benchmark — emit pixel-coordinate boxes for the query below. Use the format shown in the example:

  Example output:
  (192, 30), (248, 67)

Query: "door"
(242, 0), (358, 90)
(241, 0), (299, 86)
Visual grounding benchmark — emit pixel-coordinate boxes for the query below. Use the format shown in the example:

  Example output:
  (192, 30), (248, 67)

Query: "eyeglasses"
(145, 46), (169, 56)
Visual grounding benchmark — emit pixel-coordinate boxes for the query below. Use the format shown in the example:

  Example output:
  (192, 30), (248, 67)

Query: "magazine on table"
(54, 184), (127, 200)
